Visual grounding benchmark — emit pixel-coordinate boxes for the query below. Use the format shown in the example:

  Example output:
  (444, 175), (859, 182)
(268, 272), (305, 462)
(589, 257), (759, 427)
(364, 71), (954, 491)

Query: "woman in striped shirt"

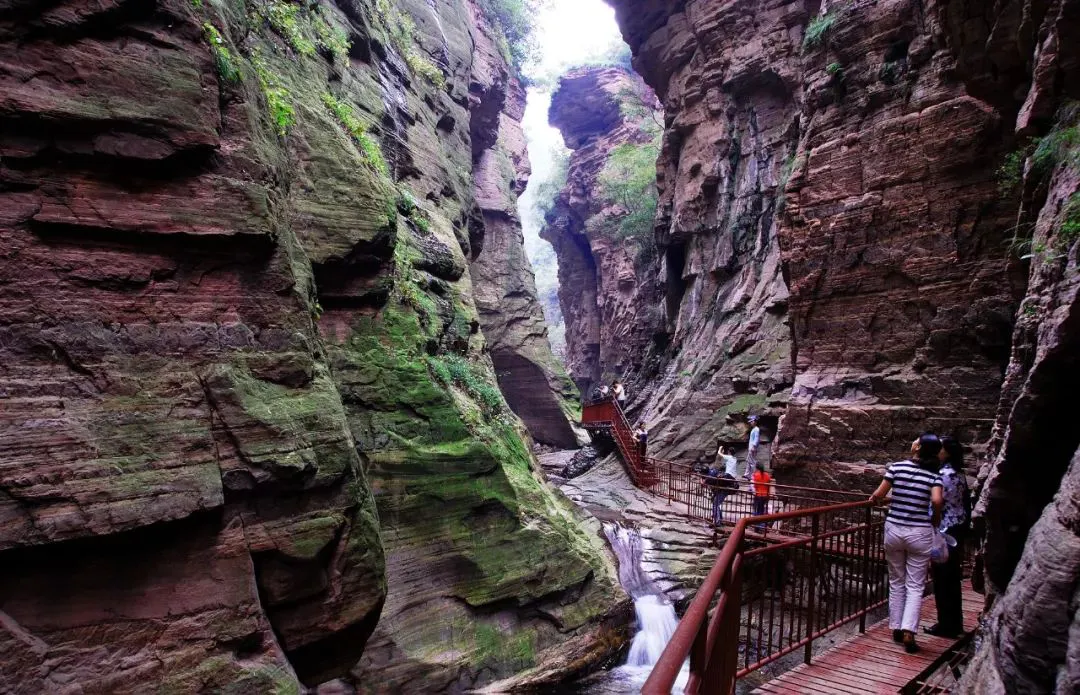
(869, 434), (944, 654)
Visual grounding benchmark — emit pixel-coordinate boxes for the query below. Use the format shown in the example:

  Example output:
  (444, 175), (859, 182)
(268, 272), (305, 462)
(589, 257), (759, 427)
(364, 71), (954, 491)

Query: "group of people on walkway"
(869, 433), (971, 654)
(592, 379), (627, 406)
(702, 416), (772, 526)
(697, 419), (970, 655)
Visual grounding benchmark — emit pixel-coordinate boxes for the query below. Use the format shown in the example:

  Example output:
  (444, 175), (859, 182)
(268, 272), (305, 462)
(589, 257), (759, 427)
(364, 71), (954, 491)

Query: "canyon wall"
(596, 0), (1079, 686)
(599, 0), (1025, 478)
(957, 1), (1080, 690)
(469, 75), (580, 449)
(543, 67), (663, 401)
(0, 0), (619, 692)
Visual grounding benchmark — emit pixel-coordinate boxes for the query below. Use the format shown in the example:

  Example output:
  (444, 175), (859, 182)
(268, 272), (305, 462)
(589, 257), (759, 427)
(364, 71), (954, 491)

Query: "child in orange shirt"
(752, 463), (773, 522)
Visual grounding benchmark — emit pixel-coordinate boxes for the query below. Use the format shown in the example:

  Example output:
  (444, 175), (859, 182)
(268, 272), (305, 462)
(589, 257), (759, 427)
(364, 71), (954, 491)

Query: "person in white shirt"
(612, 380), (626, 406)
(717, 443), (739, 478)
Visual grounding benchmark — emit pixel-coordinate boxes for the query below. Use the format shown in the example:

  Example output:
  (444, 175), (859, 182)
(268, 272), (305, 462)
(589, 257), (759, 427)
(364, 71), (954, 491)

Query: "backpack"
(704, 467), (736, 490)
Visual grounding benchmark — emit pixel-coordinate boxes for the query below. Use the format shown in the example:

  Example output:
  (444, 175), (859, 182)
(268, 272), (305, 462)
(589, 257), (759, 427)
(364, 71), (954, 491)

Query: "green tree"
(532, 146), (569, 215)
(597, 136), (660, 240)
(477, 0), (545, 75)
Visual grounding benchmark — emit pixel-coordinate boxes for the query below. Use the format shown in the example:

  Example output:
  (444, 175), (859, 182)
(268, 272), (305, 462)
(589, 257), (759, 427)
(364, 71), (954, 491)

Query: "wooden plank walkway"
(752, 581), (981, 694)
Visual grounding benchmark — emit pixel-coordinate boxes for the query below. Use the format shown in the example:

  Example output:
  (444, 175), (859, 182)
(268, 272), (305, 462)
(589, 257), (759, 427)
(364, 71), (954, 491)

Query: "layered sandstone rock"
(469, 74), (580, 449)
(0, 0), (620, 692)
(600, 0), (1024, 483)
(544, 67), (665, 401)
(958, 1), (1080, 685)
(545, 59), (795, 471)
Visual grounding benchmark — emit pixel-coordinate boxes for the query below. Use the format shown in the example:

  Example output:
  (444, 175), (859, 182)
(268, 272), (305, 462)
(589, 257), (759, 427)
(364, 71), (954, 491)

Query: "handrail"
(580, 400), (889, 694)
(641, 499), (887, 695)
(580, 400), (868, 532)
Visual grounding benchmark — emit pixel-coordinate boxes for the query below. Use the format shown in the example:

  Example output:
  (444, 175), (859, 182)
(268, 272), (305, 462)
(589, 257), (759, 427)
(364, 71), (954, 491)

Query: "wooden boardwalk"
(752, 582), (981, 694)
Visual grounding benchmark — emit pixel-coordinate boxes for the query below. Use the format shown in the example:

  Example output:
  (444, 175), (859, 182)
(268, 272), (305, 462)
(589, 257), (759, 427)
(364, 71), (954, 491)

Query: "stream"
(575, 524), (687, 693)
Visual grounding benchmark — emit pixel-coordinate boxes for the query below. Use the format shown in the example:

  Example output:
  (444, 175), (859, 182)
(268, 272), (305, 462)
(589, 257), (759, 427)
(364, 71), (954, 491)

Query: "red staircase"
(580, 397), (656, 487)
(580, 399), (864, 530)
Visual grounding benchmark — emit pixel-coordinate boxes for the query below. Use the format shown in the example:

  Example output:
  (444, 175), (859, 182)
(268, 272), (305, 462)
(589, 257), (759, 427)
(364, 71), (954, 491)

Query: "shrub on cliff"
(532, 145), (569, 215)
(803, 5), (848, 51)
(598, 138), (660, 241)
(477, 0), (540, 75)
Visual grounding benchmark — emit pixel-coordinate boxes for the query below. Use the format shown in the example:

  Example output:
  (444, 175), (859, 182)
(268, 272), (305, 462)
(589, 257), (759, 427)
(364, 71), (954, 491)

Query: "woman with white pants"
(869, 434), (944, 654)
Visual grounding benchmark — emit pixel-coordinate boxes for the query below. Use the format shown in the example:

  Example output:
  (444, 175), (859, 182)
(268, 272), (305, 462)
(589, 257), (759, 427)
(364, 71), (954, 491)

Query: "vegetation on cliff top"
(477, 0), (541, 76)
(593, 82), (662, 244)
(597, 137), (660, 241)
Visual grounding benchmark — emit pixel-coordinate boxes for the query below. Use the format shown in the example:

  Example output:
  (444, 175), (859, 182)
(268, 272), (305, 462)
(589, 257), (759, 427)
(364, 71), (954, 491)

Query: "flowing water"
(574, 524), (687, 693)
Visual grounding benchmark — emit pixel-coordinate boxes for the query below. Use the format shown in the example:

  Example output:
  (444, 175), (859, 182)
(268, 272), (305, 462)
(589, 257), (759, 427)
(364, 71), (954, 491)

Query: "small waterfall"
(603, 523), (661, 599)
(625, 594), (680, 667)
(578, 524), (688, 693)
(602, 524), (680, 668)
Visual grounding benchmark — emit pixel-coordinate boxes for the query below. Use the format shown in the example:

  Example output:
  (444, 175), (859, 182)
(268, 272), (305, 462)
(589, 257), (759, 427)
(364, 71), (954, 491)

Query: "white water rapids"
(588, 524), (687, 693)
(625, 594), (680, 667)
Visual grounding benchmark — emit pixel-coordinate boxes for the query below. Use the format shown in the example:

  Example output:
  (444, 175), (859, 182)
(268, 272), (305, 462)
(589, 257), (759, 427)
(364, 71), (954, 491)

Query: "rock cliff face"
(957, 1), (1080, 688)
(594, 0), (1079, 686)
(0, 0), (619, 692)
(598, 0), (1025, 480)
(470, 75), (580, 449)
(544, 67), (664, 400)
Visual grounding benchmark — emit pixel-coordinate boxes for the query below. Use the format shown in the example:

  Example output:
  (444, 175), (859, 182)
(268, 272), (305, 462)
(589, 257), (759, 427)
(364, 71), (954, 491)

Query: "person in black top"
(869, 434), (944, 654)
(927, 436), (971, 638)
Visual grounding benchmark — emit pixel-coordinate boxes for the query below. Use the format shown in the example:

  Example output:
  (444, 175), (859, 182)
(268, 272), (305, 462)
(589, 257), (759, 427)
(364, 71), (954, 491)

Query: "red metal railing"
(581, 399), (866, 533)
(581, 397), (657, 487)
(641, 500), (888, 695)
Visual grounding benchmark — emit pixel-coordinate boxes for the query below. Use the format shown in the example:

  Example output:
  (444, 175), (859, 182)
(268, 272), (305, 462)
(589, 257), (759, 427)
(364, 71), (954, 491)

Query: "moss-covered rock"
(0, 0), (618, 693)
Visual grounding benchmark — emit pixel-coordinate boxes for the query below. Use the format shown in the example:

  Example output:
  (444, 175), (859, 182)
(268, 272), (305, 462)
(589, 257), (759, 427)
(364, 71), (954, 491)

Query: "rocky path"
(540, 450), (719, 604)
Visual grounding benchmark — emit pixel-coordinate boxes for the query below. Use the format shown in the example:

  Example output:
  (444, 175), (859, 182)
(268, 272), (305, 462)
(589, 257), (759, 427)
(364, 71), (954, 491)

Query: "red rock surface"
(0, 0), (621, 692)
(599, 0), (1026, 483)
(0, 1), (387, 689)
(545, 67), (665, 400)
(957, 2), (1080, 688)
(470, 72), (580, 449)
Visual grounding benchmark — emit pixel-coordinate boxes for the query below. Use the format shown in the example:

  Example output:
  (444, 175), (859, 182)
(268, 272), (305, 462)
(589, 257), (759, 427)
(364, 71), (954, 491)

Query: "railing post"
(859, 503), (872, 633)
(804, 512), (820, 665)
(725, 559), (743, 695)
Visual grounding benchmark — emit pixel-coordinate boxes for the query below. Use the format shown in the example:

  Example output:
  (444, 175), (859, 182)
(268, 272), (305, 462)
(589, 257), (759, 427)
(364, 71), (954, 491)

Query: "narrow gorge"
(0, 1), (619, 692)
(1, 0), (1079, 693)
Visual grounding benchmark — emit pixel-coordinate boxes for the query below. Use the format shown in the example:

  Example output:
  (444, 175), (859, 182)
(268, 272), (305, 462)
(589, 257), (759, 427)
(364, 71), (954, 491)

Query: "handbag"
(930, 530), (956, 564)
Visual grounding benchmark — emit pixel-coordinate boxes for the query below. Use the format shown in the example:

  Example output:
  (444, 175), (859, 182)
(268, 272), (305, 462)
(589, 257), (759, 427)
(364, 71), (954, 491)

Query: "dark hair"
(916, 433), (941, 471)
(940, 435), (964, 469)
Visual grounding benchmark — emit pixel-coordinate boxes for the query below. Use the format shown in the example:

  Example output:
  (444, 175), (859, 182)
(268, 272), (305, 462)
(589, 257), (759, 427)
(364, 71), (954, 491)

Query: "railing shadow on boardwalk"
(580, 398), (902, 695)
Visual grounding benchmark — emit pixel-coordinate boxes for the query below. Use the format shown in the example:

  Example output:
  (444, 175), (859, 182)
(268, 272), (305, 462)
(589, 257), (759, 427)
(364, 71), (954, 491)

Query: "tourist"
(634, 424), (648, 459)
(869, 434), (944, 654)
(751, 462), (773, 528)
(716, 444), (741, 517)
(716, 443), (739, 479)
(744, 416), (761, 480)
(612, 379), (626, 407)
(927, 435), (971, 638)
(704, 459), (736, 525)
(598, 384), (610, 399)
